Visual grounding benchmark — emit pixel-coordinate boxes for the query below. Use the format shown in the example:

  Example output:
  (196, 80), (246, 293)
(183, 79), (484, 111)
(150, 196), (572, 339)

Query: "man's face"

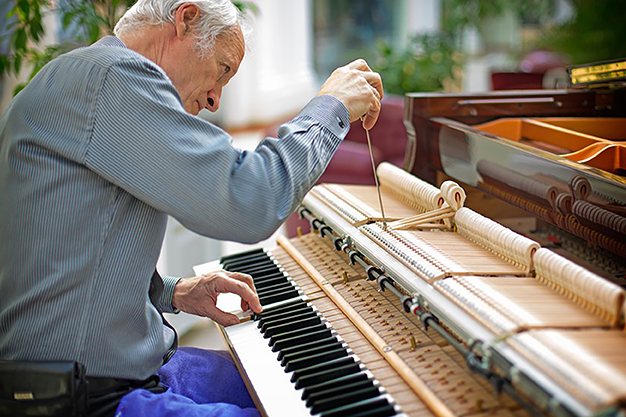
(167, 28), (245, 115)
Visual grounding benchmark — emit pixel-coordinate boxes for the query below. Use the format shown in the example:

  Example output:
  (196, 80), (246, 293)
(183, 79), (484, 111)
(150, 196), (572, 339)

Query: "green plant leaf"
(62, 12), (74, 30)
(17, 0), (30, 19)
(13, 83), (27, 96)
(13, 53), (22, 73)
(14, 28), (28, 51)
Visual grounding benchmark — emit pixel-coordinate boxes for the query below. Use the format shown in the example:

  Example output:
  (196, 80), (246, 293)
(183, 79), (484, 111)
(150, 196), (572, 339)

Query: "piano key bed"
(216, 237), (530, 417)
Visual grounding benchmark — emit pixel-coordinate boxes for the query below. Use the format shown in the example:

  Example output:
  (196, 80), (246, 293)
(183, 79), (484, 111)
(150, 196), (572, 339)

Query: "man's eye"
(223, 65), (230, 75)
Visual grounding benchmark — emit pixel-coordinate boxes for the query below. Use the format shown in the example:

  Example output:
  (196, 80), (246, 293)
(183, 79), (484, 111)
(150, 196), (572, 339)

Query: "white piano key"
(225, 321), (312, 417)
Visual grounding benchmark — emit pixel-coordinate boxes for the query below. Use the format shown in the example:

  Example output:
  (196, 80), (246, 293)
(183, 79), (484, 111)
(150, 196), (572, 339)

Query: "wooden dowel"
(394, 223), (449, 230)
(278, 235), (457, 417)
(393, 212), (455, 228)
(390, 207), (453, 225)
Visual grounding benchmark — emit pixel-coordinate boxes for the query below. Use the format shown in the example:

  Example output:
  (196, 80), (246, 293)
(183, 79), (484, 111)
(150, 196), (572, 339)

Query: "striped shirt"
(0, 36), (349, 379)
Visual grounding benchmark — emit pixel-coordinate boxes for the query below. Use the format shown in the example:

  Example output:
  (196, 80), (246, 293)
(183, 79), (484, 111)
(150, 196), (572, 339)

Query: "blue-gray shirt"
(0, 36), (349, 379)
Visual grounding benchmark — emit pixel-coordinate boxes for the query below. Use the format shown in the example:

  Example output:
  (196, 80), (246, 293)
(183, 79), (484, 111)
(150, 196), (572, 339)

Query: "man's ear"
(174, 3), (201, 38)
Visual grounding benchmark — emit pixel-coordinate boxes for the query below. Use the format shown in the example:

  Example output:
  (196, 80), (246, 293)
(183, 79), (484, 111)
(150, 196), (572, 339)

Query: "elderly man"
(0, 0), (382, 415)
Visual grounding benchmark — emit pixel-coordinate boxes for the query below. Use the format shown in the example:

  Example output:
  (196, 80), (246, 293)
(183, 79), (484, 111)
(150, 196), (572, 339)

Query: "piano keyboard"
(218, 248), (405, 417)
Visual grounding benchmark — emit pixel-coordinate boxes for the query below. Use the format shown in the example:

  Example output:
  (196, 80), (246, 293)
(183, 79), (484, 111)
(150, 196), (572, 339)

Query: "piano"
(195, 58), (626, 417)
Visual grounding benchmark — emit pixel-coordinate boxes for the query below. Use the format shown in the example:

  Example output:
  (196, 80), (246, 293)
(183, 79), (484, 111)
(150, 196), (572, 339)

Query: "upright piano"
(196, 58), (626, 417)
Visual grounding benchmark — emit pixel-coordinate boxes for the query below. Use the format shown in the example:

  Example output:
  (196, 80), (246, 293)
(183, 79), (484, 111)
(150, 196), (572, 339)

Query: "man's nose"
(206, 90), (221, 112)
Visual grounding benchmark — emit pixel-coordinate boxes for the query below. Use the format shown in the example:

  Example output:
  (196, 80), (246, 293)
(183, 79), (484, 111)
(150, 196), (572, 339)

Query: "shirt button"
(337, 117), (345, 129)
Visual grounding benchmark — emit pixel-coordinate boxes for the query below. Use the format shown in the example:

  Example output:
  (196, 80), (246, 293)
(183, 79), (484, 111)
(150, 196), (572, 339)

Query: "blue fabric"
(116, 347), (260, 417)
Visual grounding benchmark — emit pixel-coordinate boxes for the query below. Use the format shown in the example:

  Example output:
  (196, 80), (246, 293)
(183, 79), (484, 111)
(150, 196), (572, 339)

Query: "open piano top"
(402, 57), (626, 274)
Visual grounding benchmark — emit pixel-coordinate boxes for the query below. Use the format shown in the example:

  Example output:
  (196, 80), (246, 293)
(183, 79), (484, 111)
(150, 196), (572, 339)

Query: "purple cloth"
(115, 347), (260, 417)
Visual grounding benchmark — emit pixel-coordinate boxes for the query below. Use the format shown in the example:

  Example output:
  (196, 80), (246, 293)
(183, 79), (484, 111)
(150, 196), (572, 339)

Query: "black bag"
(0, 360), (87, 416)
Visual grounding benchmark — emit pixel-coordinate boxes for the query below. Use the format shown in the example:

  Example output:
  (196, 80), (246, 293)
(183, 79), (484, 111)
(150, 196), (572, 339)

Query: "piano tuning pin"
(475, 399), (484, 412)
(410, 335), (417, 351)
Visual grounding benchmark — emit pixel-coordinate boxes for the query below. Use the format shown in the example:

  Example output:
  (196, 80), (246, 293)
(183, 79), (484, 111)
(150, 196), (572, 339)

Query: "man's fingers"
(205, 303), (241, 326)
(226, 271), (256, 294)
(215, 277), (263, 314)
(362, 103), (381, 130)
(347, 58), (372, 72)
(362, 71), (384, 101)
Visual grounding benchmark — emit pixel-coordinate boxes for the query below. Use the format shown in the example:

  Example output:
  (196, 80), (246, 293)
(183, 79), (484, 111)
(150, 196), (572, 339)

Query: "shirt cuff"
(297, 95), (350, 139)
(160, 275), (182, 314)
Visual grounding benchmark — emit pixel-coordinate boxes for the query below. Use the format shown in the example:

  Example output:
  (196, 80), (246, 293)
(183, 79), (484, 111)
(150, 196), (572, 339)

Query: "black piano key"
(294, 362), (362, 389)
(271, 328), (332, 352)
(231, 264), (281, 277)
(258, 283), (299, 299)
(253, 276), (289, 290)
(301, 372), (371, 400)
(221, 254), (272, 270)
(256, 282), (295, 296)
(252, 271), (288, 282)
(260, 310), (318, 333)
(253, 299), (308, 321)
(310, 386), (382, 414)
(284, 346), (347, 372)
(280, 339), (344, 366)
(277, 335), (340, 361)
(259, 288), (300, 305)
(268, 323), (328, 347)
(263, 316), (322, 339)
(305, 378), (375, 407)
(328, 403), (397, 417)
(320, 397), (393, 417)
(258, 306), (315, 329)
(219, 247), (265, 263)
(290, 356), (355, 383)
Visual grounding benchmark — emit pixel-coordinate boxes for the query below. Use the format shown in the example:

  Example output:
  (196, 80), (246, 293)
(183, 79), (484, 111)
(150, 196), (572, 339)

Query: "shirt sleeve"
(85, 57), (350, 244)
(159, 275), (181, 314)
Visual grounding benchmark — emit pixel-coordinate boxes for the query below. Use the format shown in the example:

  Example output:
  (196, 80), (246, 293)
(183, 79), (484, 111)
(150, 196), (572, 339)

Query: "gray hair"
(114, 0), (251, 54)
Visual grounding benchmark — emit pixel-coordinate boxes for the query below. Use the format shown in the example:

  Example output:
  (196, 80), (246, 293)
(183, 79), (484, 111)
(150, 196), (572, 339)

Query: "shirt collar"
(94, 36), (127, 48)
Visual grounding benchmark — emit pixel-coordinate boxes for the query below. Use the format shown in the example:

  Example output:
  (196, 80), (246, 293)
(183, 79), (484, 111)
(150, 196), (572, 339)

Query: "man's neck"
(118, 26), (173, 68)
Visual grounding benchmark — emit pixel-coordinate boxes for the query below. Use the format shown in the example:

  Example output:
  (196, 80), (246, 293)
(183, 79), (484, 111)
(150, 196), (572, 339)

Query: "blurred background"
(2, 0), (625, 334)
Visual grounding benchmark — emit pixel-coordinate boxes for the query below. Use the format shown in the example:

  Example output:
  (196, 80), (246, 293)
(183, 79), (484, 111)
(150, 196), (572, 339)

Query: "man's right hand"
(172, 270), (262, 326)
(316, 59), (383, 130)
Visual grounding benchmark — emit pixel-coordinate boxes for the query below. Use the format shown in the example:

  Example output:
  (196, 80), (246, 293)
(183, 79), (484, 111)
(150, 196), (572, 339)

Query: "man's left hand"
(172, 270), (262, 326)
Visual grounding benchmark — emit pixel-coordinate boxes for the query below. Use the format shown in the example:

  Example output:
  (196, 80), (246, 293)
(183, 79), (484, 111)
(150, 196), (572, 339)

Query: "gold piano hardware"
(569, 58), (626, 85)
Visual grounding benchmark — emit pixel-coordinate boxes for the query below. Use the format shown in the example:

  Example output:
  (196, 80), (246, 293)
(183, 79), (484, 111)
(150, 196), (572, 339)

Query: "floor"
(179, 317), (227, 351)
